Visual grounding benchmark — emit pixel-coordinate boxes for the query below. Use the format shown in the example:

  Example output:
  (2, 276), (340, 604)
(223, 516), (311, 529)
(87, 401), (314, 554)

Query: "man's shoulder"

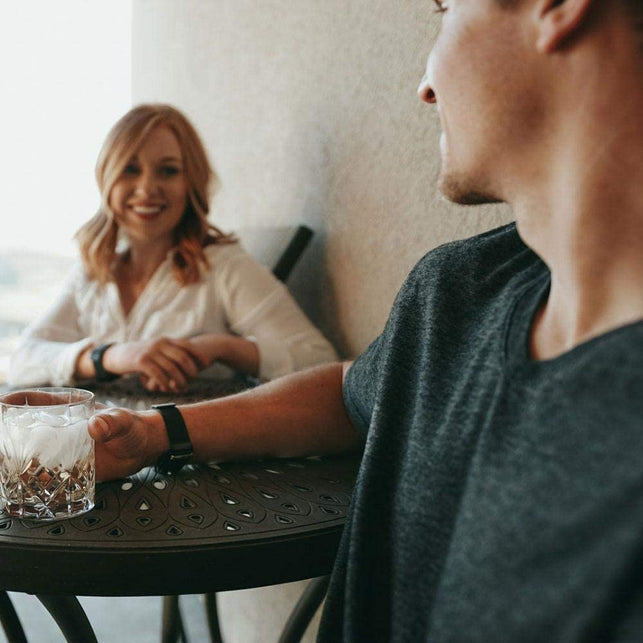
(387, 223), (545, 333)
(417, 222), (527, 269)
(408, 223), (540, 292)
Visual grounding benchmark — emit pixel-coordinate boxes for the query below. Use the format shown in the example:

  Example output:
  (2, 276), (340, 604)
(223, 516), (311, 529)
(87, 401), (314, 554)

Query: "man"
(90, 0), (643, 640)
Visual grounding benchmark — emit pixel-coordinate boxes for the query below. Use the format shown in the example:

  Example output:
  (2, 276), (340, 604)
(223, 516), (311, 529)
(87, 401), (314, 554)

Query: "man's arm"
(89, 361), (362, 481)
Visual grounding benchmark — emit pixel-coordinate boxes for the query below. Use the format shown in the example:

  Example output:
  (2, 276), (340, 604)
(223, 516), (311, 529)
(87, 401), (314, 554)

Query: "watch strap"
(152, 403), (193, 475)
(90, 343), (119, 382)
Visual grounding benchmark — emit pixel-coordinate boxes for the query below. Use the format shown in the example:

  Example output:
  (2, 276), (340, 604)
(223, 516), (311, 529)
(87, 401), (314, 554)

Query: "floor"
(1, 592), (210, 643)
(1, 582), (323, 643)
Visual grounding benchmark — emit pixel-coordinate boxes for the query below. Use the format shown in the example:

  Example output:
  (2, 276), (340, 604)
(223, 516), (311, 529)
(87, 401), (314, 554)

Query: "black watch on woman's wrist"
(90, 343), (119, 382)
(152, 403), (194, 475)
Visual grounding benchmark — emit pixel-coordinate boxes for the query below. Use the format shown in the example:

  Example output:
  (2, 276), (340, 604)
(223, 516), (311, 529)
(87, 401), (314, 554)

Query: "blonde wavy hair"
(75, 104), (234, 286)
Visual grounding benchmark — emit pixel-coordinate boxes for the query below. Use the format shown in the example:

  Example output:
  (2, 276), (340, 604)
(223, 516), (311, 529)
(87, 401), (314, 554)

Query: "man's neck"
(514, 124), (642, 359)
(513, 150), (643, 361)
(503, 20), (643, 361)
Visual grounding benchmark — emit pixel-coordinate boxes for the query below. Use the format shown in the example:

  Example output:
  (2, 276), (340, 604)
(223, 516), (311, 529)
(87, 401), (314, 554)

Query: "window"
(0, 1), (132, 384)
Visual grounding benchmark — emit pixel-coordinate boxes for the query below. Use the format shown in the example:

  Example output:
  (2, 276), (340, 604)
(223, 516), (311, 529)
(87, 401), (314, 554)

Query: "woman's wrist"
(196, 334), (259, 376)
(75, 345), (96, 379)
(188, 333), (223, 368)
(103, 344), (122, 374)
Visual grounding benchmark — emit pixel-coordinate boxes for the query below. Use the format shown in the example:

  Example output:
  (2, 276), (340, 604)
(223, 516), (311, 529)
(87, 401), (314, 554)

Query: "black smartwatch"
(90, 343), (119, 382)
(152, 403), (194, 475)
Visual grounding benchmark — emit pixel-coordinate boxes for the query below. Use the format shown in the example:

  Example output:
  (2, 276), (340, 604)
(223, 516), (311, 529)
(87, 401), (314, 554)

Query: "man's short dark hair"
(495, 0), (642, 35)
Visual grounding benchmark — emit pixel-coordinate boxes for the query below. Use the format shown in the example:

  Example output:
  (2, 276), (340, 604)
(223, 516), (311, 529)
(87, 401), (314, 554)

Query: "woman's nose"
(134, 169), (158, 195)
(418, 73), (437, 104)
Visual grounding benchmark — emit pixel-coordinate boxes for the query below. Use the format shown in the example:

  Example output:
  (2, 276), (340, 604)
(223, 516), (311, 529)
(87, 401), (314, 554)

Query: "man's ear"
(535, 0), (595, 54)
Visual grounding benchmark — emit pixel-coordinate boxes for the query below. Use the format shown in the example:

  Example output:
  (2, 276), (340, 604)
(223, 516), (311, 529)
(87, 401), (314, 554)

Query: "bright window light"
(0, 1), (132, 257)
(0, 1), (132, 384)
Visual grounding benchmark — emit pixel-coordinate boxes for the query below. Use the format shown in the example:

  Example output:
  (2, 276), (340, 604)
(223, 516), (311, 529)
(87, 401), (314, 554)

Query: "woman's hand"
(76, 333), (259, 392)
(103, 338), (205, 392)
(187, 333), (260, 377)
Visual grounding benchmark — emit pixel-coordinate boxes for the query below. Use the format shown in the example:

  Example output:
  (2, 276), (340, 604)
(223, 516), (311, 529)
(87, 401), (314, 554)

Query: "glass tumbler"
(0, 387), (95, 521)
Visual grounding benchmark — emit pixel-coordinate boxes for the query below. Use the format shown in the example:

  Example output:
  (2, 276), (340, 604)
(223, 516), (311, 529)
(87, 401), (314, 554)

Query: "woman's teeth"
(133, 206), (162, 214)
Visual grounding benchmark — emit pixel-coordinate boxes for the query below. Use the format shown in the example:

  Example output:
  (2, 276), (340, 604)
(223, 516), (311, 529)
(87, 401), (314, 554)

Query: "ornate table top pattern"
(0, 456), (356, 547)
(0, 455), (360, 596)
(0, 378), (361, 596)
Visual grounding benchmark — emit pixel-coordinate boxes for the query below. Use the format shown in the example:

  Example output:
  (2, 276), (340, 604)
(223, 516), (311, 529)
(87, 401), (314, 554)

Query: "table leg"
(161, 595), (188, 643)
(35, 595), (98, 643)
(0, 591), (28, 643)
(278, 576), (330, 643)
(204, 593), (223, 643)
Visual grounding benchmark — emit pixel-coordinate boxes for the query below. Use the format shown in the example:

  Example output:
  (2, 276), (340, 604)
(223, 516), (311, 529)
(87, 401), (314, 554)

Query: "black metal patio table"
(0, 378), (360, 642)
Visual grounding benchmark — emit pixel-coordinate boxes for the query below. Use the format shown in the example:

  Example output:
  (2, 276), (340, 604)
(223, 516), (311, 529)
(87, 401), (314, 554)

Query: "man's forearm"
(177, 361), (362, 463)
(91, 361), (361, 481)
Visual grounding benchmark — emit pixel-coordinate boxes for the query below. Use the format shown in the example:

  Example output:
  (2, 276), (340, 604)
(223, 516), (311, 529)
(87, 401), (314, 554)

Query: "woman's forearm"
(191, 333), (260, 377)
(75, 345), (96, 380)
(8, 337), (93, 387)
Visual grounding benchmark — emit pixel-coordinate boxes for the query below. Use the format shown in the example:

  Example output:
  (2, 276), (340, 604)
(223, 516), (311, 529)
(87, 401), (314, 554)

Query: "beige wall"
(132, 1), (512, 639)
(132, 0), (512, 360)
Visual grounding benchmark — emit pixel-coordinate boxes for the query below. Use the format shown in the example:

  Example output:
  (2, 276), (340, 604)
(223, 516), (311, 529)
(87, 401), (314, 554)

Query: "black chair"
(271, 225), (314, 283)
(162, 224), (329, 643)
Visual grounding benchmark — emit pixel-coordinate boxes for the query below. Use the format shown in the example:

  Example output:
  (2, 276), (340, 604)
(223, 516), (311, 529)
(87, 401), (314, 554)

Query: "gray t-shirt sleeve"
(343, 335), (385, 435)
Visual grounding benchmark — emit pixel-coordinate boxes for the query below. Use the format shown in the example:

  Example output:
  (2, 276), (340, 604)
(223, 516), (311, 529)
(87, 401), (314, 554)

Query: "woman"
(8, 104), (337, 392)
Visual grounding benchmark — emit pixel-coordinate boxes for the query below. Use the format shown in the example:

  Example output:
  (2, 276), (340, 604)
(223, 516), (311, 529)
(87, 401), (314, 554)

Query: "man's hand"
(88, 408), (167, 481)
(87, 362), (360, 480)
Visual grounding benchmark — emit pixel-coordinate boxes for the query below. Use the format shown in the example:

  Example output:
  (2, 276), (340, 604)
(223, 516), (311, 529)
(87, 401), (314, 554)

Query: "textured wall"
(132, 0), (512, 359)
(131, 2), (512, 639)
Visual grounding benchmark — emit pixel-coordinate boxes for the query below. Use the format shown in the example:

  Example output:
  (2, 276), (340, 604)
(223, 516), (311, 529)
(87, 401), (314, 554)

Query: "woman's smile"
(109, 125), (188, 247)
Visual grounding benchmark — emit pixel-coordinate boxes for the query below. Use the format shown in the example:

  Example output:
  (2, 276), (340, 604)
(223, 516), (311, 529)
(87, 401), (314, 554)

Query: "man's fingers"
(88, 409), (134, 442)
(88, 414), (112, 442)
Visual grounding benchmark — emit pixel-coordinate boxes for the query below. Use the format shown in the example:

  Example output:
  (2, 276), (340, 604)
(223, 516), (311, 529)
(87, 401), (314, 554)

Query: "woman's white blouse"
(8, 243), (337, 386)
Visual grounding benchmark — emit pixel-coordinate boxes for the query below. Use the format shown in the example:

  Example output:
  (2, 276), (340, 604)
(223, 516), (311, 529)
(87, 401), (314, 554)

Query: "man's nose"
(418, 72), (437, 104)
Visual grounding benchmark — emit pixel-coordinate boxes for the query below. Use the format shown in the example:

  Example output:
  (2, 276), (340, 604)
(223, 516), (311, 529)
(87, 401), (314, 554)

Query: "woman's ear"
(535, 0), (595, 54)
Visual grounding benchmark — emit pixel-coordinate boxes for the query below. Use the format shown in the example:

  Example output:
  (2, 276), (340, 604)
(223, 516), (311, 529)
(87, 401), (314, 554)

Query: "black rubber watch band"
(90, 343), (119, 382)
(152, 403), (193, 475)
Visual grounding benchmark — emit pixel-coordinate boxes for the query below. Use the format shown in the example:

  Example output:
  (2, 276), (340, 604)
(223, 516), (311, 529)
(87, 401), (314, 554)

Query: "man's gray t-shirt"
(318, 223), (643, 642)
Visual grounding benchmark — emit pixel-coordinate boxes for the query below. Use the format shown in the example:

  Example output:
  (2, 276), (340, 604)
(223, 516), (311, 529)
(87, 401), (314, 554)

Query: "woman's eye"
(159, 166), (180, 177)
(122, 163), (139, 175)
